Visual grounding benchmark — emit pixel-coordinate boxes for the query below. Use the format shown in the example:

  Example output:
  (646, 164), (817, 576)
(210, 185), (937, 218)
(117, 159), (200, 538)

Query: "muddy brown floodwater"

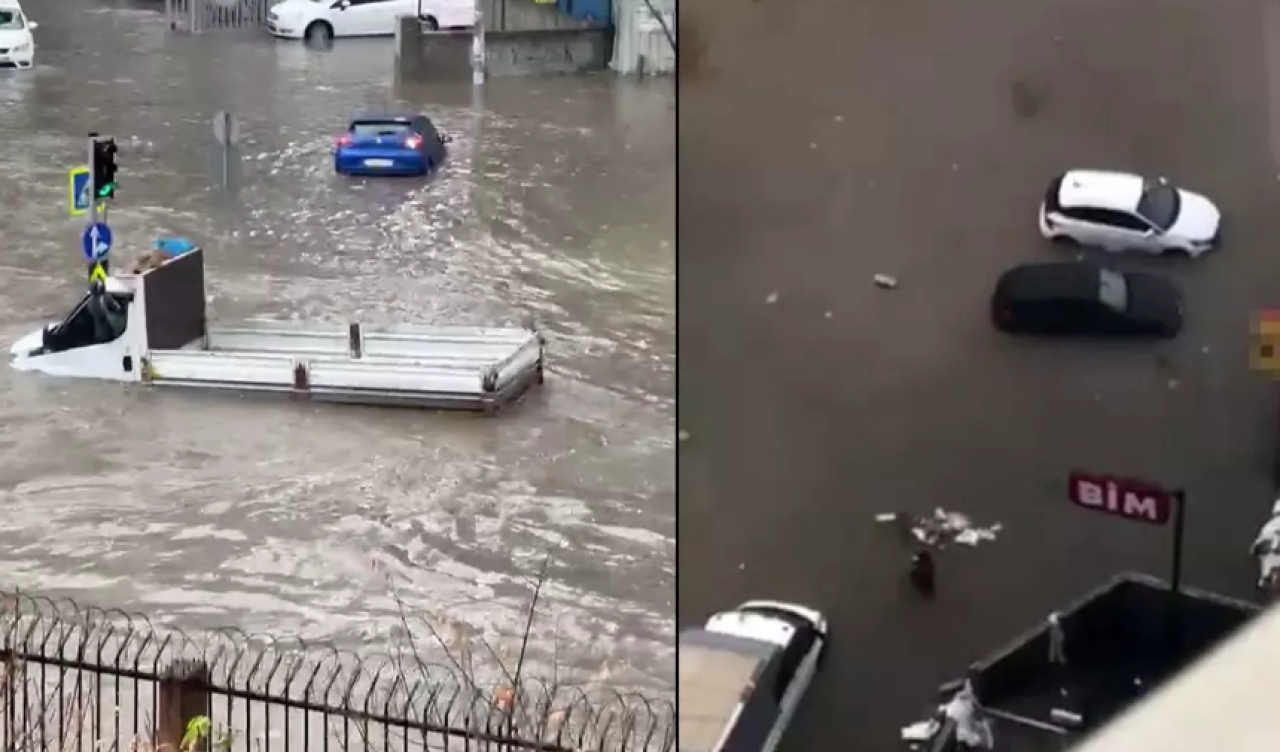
(0, 0), (674, 693)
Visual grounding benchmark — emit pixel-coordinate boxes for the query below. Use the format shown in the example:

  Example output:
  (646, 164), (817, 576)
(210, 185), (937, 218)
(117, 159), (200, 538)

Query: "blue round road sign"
(81, 222), (113, 261)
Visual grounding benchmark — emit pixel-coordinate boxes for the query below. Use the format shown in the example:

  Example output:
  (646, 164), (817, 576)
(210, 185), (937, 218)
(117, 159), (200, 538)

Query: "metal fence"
(0, 591), (674, 751)
(165, 0), (272, 33)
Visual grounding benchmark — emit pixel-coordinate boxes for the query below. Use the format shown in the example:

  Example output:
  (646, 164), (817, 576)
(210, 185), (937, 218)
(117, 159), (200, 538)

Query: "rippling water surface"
(0, 1), (674, 690)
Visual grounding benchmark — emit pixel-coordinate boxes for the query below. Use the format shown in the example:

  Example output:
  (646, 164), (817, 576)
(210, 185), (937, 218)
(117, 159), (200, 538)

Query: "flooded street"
(0, 1), (674, 691)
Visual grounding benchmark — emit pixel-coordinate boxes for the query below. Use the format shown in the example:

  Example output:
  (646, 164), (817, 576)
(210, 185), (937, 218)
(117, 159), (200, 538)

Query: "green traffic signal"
(96, 184), (114, 198)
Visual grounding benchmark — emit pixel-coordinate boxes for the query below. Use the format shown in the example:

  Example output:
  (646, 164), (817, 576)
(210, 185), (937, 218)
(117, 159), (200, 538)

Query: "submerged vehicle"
(11, 246), (544, 411)
(333, 113), (448, 177)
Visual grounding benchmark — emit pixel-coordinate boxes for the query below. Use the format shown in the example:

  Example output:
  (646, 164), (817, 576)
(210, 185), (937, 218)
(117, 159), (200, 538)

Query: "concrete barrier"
(395, 16), (611, 82)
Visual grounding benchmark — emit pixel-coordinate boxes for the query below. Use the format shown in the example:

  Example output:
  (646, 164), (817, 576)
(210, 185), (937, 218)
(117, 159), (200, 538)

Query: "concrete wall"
(395, 17), (611, 82)
(480, 0), (597, 32)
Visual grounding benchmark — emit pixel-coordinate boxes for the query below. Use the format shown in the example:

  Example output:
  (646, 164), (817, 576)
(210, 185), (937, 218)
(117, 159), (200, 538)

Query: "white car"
(679, 600), (827, 752)
(1038, 170), (1222, 257)
(417, 0), (476, 29)
(267, 0), (471, 43)
(0, 0), (37, 69)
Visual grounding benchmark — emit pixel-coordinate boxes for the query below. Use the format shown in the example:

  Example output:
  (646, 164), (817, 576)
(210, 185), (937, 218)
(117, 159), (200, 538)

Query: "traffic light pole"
(85, 133), (107, 280)
(86, 133), (99, 228)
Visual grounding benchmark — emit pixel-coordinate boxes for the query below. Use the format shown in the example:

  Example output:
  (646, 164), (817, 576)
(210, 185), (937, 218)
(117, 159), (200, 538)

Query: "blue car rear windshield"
(350, 121), (414, 138)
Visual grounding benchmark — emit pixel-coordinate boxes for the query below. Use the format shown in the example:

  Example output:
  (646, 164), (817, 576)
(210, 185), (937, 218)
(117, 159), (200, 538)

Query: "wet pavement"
(0, 1), (674, 690)
(681, 0), (1280, 747)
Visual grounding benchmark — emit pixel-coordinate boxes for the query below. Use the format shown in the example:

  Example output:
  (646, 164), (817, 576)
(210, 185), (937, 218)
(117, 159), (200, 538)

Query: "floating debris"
(678, 429), (691, 442)
(901, 717), (940, 742)
(876, 508), (1002, 549)
(765, 291), (779, 304)
(874, 274), (898, 290)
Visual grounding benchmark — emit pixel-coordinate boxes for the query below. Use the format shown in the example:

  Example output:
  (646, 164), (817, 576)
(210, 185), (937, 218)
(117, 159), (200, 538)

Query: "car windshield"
(1098, 268), (1130, 312)
(350, 121), (413, 139)
(0, 10), (26, 30)
(678, 642), (766, 752)
(1136, 179), (1180, 231)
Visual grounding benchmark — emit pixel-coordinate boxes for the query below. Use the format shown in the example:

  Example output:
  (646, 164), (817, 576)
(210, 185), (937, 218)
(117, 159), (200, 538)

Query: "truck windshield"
(679, 642), (766, 752)
(1098, 268), (1129, 312)
(1136, 179), (1180, 231)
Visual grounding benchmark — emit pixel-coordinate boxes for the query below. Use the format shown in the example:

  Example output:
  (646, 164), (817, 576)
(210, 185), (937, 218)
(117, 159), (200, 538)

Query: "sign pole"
(86, 133), (102, 282)
(1167, 489), (1187, 661)
(86, 133), (98, 229)
(1170, 490), (1186, 597)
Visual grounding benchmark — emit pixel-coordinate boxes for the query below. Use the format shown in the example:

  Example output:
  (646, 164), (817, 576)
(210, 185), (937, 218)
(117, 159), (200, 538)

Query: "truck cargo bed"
(142, 322), (544, 411)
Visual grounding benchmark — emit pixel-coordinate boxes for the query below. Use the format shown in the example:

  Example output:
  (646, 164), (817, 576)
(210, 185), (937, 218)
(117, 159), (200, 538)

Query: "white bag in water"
(945, 683), (995, 749)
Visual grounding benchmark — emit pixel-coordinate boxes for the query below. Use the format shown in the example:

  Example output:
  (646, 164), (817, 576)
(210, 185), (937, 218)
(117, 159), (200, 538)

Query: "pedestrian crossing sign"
(68, 166), (105, 217)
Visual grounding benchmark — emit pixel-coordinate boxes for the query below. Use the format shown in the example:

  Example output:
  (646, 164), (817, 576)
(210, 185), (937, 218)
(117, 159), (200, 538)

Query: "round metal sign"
(212, 111), (240, 146)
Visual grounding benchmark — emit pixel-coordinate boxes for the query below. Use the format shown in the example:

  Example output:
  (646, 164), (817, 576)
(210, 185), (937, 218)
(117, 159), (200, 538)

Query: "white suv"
(0, 0), (37, 69)
(1039, 170), (1222, 257)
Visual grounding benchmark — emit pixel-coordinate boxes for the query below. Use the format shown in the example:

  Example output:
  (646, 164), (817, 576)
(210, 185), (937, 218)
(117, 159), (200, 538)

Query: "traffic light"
(91, 136), (118, 200)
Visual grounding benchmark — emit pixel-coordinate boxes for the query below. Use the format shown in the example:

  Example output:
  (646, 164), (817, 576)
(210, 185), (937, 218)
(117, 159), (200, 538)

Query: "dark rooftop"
(916, 573), (1259, 750)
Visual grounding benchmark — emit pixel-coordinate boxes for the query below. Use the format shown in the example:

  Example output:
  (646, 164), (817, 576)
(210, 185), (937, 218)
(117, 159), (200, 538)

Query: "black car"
(991, 261), (1183, 337)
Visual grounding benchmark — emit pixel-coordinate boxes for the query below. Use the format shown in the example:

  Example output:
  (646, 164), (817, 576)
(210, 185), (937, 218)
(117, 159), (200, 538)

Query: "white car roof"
(706, 610), (796, 647)
(1057, 170), (1145, 212)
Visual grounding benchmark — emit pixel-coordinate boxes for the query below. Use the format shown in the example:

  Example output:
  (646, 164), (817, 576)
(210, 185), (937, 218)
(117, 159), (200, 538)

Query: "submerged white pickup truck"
(10, 247), (545, 412)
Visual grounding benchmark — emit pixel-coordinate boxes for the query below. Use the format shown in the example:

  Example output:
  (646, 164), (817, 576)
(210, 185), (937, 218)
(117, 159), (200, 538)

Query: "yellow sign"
(1253, 310), (1280, 373)
(68, 166), (105, 217)
(88, 262), (108, 284)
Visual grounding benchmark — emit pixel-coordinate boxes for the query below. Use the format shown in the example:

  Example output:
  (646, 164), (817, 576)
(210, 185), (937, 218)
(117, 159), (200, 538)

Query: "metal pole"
(471, 0), (486, 85)
(220, 112), (230, 189)
(1170, 490), (1186, 596)
(86, 133), (98, 228)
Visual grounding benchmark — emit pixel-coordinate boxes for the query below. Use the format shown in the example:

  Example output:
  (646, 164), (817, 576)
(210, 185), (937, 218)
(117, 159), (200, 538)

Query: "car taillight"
(335, 134), (353, 146)
(405, 136), (422, 149)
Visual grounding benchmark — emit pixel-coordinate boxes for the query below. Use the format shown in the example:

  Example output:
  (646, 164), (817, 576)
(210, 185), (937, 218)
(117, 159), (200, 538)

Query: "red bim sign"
(1067, 472), (1174, 525)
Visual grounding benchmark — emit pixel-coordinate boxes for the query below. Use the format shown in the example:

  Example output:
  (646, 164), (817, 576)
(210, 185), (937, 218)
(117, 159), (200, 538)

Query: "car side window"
(1072, 208), (1117, 226)
(1101, 210), (1151, 232)
(1057, 206), (1091, 222)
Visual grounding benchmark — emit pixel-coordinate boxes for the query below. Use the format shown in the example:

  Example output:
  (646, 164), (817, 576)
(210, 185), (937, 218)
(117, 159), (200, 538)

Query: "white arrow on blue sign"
(81, 222), (113, 262)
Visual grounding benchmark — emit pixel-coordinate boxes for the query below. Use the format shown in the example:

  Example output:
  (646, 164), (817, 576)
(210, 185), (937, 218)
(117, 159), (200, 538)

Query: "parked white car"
(268, 0), (410, 42)
(0, 0), (37, 69)
(1038, 169), (1222, 257)
(680, 600), (827, 752)
(267, 0), (472, 42)
(417, 0), (476, 29)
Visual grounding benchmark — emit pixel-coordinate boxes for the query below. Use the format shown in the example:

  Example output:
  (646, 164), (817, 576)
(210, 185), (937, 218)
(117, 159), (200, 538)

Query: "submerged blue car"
(333, 113), (448, 177)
